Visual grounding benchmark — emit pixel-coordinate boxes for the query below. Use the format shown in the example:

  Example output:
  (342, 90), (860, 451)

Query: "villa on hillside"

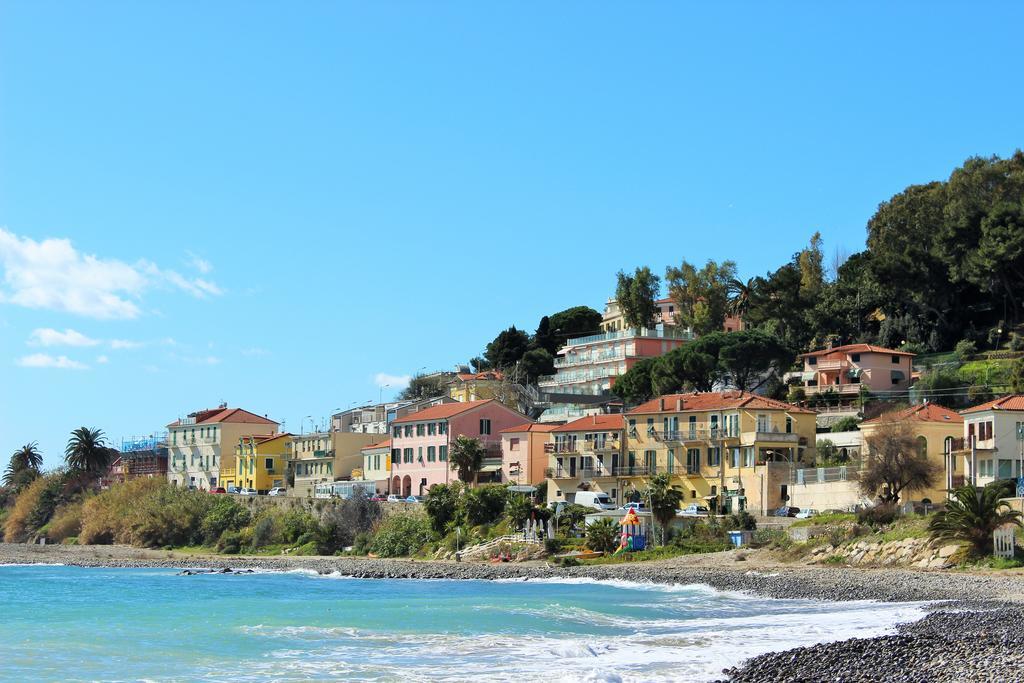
(389, 399), (529, 497)
(797, 344), (915, 402)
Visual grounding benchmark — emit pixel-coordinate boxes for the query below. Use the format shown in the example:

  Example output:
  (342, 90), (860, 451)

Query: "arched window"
(916, 436), (928, 458)
(944, 436), (954, 454)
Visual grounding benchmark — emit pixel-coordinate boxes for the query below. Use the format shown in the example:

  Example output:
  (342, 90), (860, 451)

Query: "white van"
(572, 491), (616, 510)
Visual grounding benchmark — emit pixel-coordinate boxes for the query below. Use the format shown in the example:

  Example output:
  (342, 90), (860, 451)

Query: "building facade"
(331, 396), (456, 434)
(221, 433), (292, 492)
(797, 344), (915, 399)
(546, 392), (816, 515)
(955, 395), (1024, 487)
(499, 422), (559, 486)
(166, 406), (278, 490)
(288, 431), (384, 498)
(359, 439), (392, 493)
(388, 399), (529, 496)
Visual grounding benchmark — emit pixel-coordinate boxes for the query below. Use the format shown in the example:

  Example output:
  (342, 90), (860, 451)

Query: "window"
(418, 447), (423, 463)
(708, 447), (721, 467)
(744, 447), (755, 467)
(393, 427), (401, 438)
(688, 415), (697, 439)
(667, 448), (674, 474)
(785, 416), (793, 434)
(916, 436), (928, 458)
(428, 423), (437, 436)
(480, 418), (492, 435)
(891, 355), (900, 364)
(731, 448), (740, 468)
(265, 458), (273, 470)
(439, 422), (448, 435)
(644, 450), (656, 472)
(686, 448), (700, 474)
(509, 438), (520, 451)
(403, 448), (413, 463)
(391, 448), (401, 464)
(427, 446), (436, 462)
(808, 356), (817, 365)
(416, 423), (425, 437)
(439, 445), (448, 461)
(850, 353), (860, 362)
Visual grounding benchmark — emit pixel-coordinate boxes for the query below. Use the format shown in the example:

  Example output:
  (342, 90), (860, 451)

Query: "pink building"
(388, 399), (529, 496)
(798, 344), (915, 400)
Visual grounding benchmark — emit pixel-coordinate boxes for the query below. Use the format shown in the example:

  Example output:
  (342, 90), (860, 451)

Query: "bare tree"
(828, 244), (851, 282)
(860, 421), (938, 505)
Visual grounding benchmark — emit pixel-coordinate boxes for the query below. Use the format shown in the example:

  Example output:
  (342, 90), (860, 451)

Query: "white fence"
(994, 525), (1016, 559)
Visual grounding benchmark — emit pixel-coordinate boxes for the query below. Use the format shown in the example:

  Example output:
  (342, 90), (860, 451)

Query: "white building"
(166, 405), (278, 490)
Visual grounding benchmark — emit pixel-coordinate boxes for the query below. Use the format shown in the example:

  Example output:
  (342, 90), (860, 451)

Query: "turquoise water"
(0, 565), (926, 682)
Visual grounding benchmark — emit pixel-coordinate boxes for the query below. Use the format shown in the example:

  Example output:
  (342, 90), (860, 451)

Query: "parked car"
(370, 494), (388, 502)
(406, 495), (426, 503)
(677, 504), (710, 517)
(226, 485), (238, 494)
(619, 502), (646, 512)
(773, 506), (801, 517)
(795, 508), (818, 519)
(268, 487), (287, 497)
(574, 491), (616, 511)
(386, 494), (403, 503)
(209, 487), (227, 494)
(238, 487), (257, 496)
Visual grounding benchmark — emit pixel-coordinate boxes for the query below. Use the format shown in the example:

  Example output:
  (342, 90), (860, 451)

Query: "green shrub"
(585, 518), (618, 552)
(954, 339), (977, 361)
(544, 537), (563, 555)
(45, 502), (83, 542)
(1009, 333), (1024, 352)
(316, 493), (383, 554)
(217, 529), (242, 554)
(424, 482), (462, 534)
(352, 532), (372, 555)
(79, 479), (218, 547)
(463, 485), (507, 526)
(724, 511), (757, 531)
(672, 537), (731, 554)
(280, 508), (318, 544)
(295, 531), (317, 547)
(830, 416), (860, 433)
(200, 497), (251, 545)
(369, 513), (434, 557)
(251, 515), (279, 548)
(3, 476), (50, 542)
(857, 505), (898, 527)
(505, 494), (532, 529)
(751, 528), (792, 549)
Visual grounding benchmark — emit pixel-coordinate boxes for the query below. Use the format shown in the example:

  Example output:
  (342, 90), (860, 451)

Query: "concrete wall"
(788, 478), (864, 512)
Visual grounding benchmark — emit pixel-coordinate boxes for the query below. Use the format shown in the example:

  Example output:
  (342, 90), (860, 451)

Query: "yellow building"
(545, 392), (817, 515)
(288, 431), (384, 498)
(447, 371), (530, 413)
(359, 439), (392, 493)
(166, 406), (278, 490)
(859, 403), (963, 504)
(220, 433), (292, 492)
(626, 392), (815, 514)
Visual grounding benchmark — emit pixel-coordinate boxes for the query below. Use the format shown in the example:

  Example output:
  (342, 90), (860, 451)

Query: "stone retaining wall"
(809, 536), (963, 569)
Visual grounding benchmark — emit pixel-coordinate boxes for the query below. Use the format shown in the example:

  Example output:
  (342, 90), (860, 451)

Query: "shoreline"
(5, 543), (1024, 681)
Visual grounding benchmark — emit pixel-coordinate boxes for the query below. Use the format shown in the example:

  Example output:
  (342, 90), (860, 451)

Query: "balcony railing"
(753, 429), (800, 443)
(578, 467), (615, 479)
(792, 465), (860, 484)
(553, 350), (627, 368)
(655, 426), (740, 442)
(813, 360), (848, 371)
(613, 465), (656, 476)
(563, 327), (694, 348)
(804, 383), (861, 395)
(538, 366), (625, 387)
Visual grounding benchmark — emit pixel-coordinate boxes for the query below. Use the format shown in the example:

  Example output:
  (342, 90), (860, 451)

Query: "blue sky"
(2, 2), (1023, 468)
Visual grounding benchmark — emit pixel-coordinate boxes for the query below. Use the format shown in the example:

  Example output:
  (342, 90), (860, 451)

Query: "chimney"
(592, 415), (597, 425)
(676, 397), (683, 411)
(660, 397), (665, 411)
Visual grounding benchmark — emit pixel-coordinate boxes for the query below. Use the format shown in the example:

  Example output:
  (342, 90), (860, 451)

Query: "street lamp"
(379, 384), (390, 404)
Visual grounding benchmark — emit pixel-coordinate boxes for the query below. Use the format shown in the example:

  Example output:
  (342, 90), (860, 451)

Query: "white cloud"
(241, 347), (270, 357)
(96, 355), (109, 364)
(28, 327), (100, 347)
(374, 372), (411, 388)
(110, 339), (143, 350)
(17, 353), (89, 369)
(186, 251), (213, 275)
(0, 228), (223, 319)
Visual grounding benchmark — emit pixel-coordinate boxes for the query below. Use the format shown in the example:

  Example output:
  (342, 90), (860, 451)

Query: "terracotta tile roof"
(499, 422), (560, 434)
(391, 399), (496, 424)
(799, 343), (915, 358)
(361, 439), (392, 451)
(454, 371), (504, 382)
(552, 414), (625, 432)
(627, 391), (815, 415)
(167, 407), (279, 428)
(862, 403), (963, 425)
(961, 394), (1024, 414)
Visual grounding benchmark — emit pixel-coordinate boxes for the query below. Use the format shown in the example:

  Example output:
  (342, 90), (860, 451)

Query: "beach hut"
(616, 507), (647, 553)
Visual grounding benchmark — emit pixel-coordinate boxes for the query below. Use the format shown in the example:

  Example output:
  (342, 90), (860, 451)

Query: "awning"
(800, 371), (816, 381)
(891, 370), (905, 381)
(847, 368), (862, 379)
(478, 464), (501, 473)
(507, 485), (537, 493)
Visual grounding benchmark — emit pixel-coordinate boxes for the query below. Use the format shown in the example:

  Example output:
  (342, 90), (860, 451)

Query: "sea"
(0, 565), (926, 682)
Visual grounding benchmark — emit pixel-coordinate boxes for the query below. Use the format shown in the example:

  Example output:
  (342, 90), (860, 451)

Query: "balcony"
(657, 426), (741, 443)
(546, 467), (578, 479)
(813, 360), (848, 371)
(562, 327), (694, 348)
(538, 366), (624, 388)
(804, 383), (862, 396)
(613, 465), (657, 476)
(585, 438), (621, 452)
(750, 428), (801, 444)
(578, 467), (615, 479)
(554, 350), (627, 368)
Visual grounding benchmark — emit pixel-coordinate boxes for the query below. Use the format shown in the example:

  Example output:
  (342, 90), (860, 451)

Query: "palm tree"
(928, 483), (1023, 556)
(727, 277), (757, 319)
(65, 427), (113, 475)
(448, 435), (485, 484)
(646, 473), (684, 546)
(3, 443), (43, 489)
(586, 517), (619, 553)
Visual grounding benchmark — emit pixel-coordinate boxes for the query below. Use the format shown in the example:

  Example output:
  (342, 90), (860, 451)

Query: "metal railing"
(554, 350), (627, 368)
(792, 465), (860, 484)
(613, 465), (656, 476)
(562, 327), (694, 347)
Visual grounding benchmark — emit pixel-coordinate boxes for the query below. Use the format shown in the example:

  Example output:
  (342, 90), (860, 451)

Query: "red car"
(209, 487), (227, 494)
(370, 494), (388, 502)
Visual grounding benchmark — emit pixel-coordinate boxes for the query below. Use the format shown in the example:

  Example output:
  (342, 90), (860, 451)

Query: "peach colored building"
(798, 344), (915, 399)
(388, 399), (530, 496)
(499, 422), (559, 486)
